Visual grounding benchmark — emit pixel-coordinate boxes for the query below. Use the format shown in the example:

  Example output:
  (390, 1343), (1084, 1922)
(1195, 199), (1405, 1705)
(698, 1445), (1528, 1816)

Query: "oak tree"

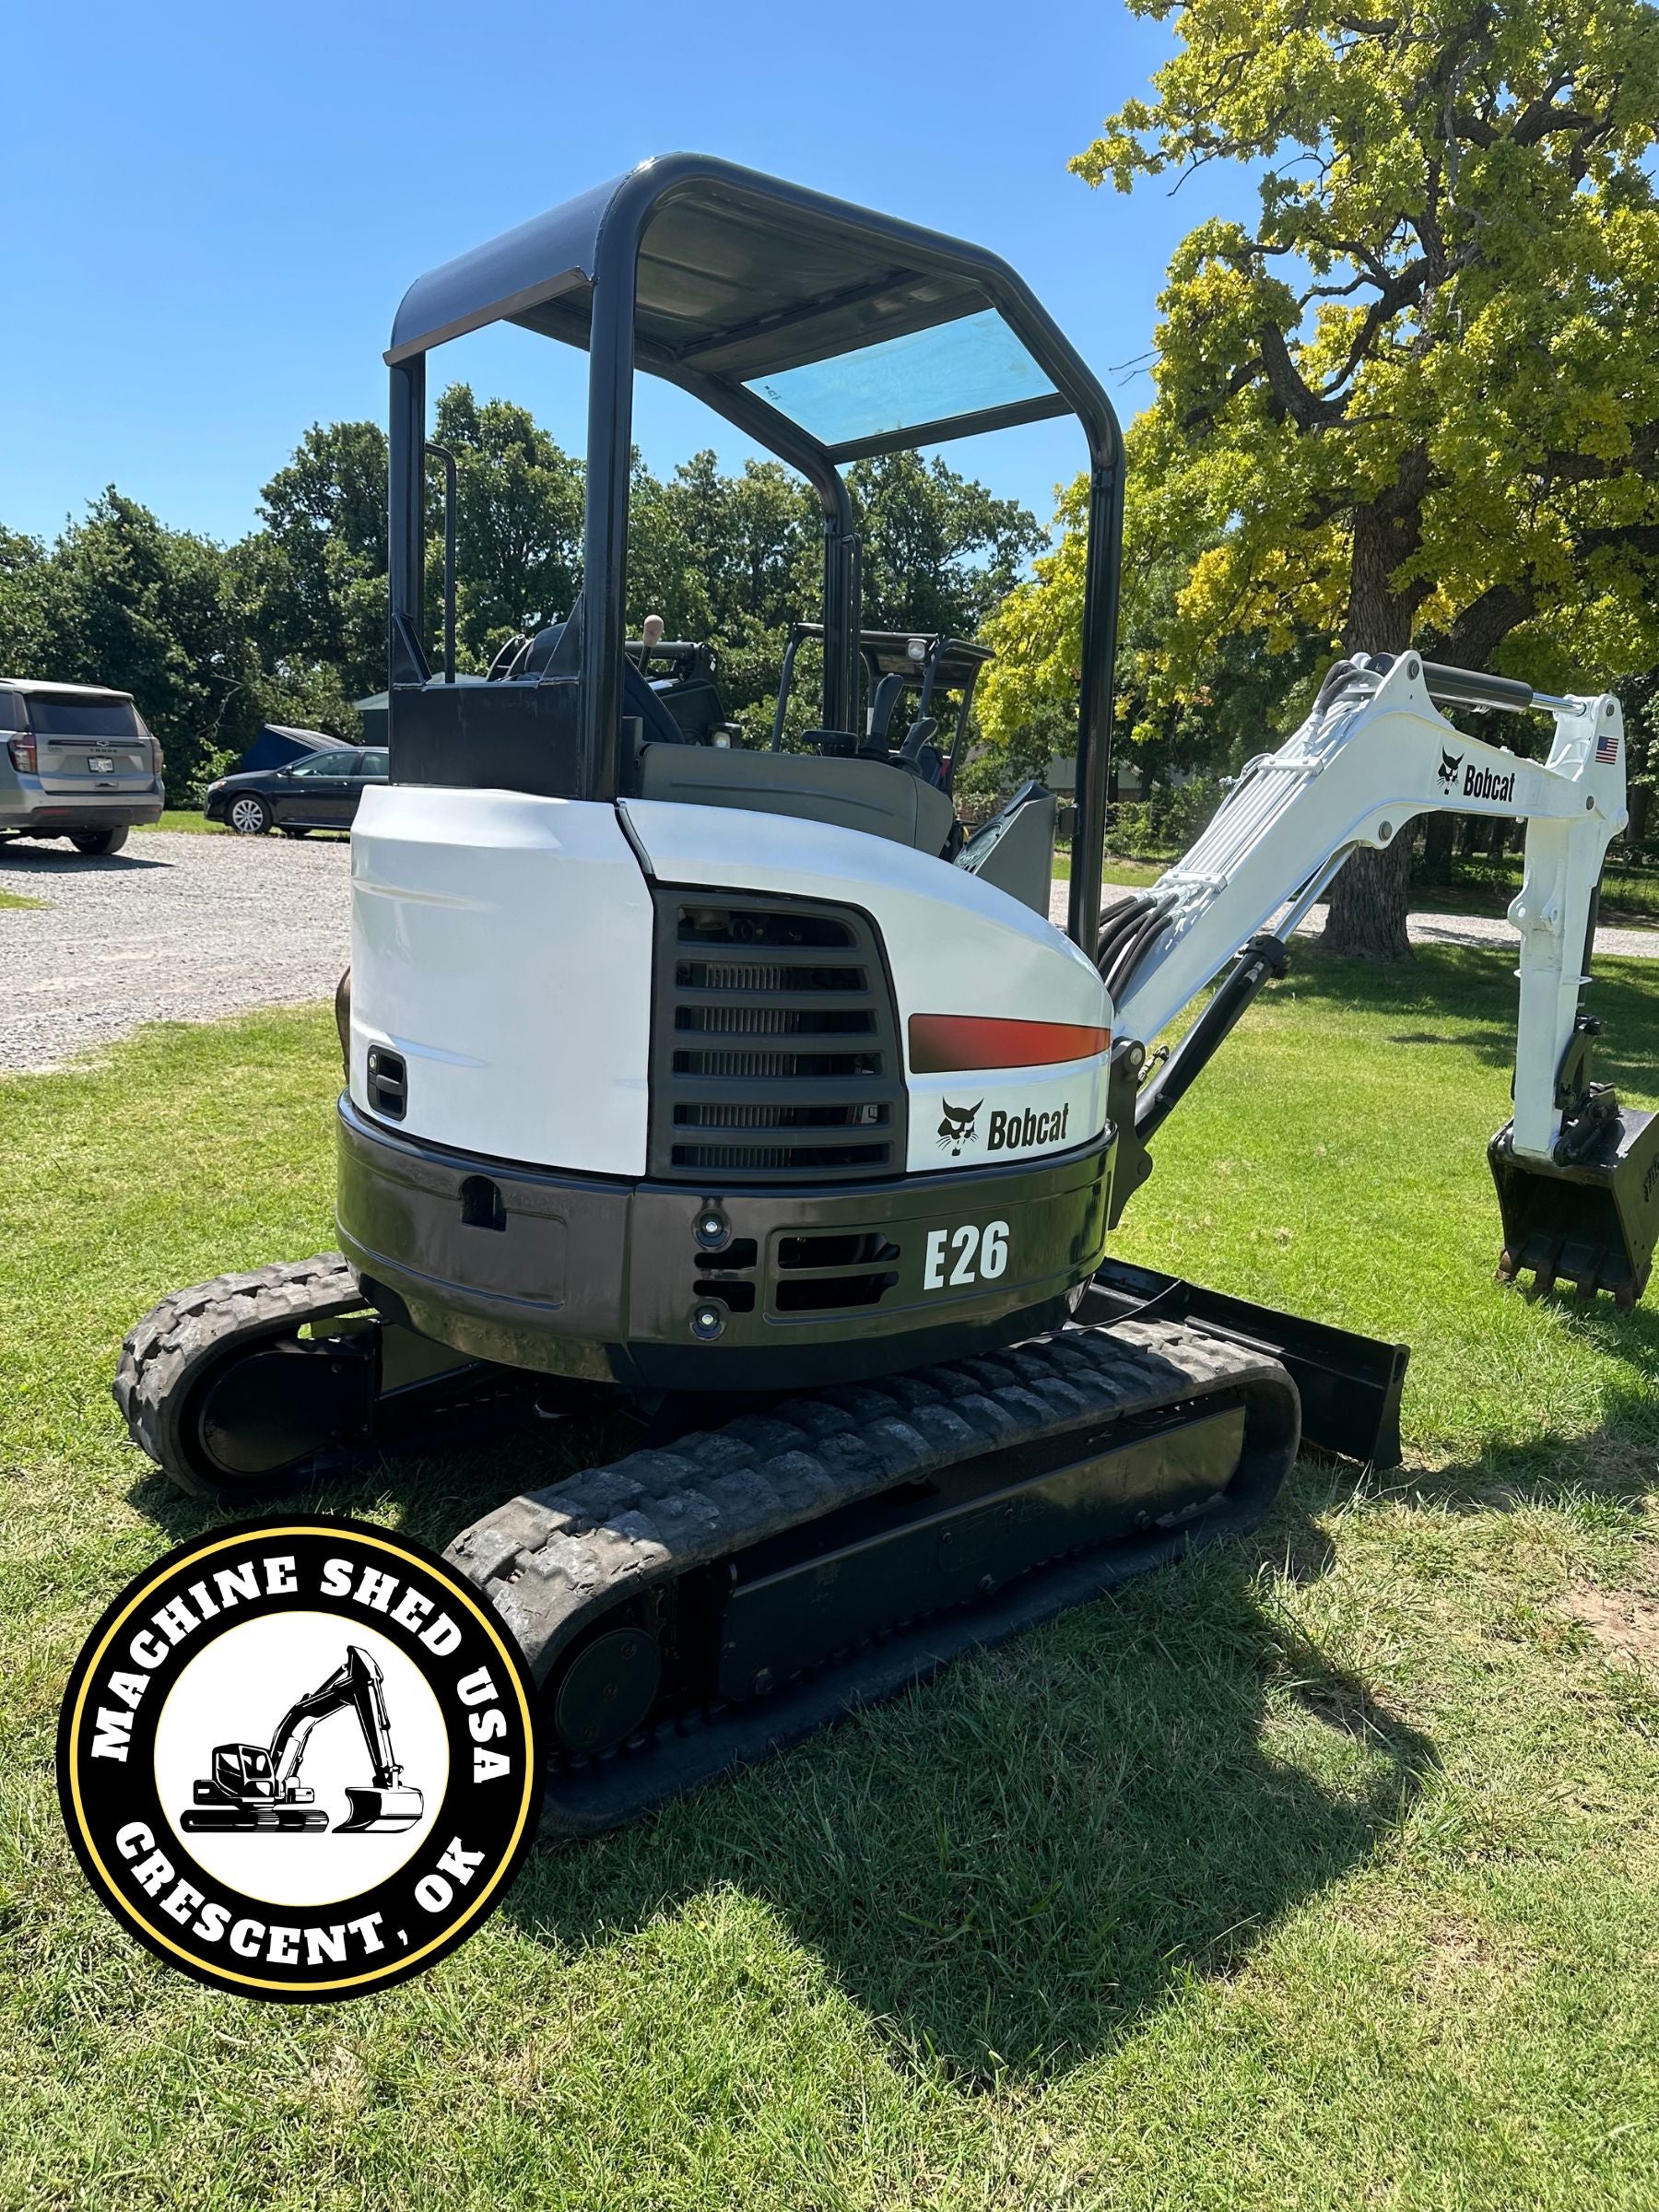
(1073, 0), (1659, 954)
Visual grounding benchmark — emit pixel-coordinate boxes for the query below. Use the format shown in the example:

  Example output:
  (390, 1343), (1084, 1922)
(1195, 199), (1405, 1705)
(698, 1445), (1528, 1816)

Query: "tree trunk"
(1323, 503), (1417, 959)
(1629, 782), (1650, 847)
(1420, 810), (1456, 885)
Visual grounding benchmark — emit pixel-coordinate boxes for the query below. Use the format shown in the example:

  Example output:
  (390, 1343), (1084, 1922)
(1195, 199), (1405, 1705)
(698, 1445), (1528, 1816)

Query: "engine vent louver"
(771, 1230), (901, 1313)
(649, 892), (906, 1183)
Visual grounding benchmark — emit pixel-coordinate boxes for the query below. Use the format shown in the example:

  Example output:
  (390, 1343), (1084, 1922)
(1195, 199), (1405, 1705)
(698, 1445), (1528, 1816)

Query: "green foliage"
(249, 418), (390, 712)
(3, 493), (267, 792)
(0, 390), (1042, 772)
(628, 451), (822, 733)
(1073, 0), (1659, 681)
(848, 451), (1045, 635)
(978, 452), (1326, 806)
(431, 384), (583, 666)
(1109, 772), (1228, 857)
(984, 0), (1659, 951)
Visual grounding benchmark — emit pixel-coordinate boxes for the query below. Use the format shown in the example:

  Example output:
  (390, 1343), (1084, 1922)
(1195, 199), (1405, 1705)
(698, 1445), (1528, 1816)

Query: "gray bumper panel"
(335, 1096), (1114, 1391)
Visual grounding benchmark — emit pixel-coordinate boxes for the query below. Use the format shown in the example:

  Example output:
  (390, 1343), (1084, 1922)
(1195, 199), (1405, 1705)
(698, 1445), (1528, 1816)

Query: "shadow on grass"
(498, 1486), (1432, 2086)
(1277, 940), (1659, 1100)
(126, 1425), (1430, 2084)
(120, 1314), (1651, 2085)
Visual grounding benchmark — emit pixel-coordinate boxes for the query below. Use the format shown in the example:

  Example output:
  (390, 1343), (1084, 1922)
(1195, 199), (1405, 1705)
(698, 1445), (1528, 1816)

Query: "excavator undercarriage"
(117, 1256), (1305, 1832)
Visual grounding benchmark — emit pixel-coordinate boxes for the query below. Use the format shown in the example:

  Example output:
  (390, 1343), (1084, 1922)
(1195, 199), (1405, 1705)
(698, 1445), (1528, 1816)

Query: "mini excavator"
(180, 1645), (423, 1835)
(117, 159), (1657, 1834)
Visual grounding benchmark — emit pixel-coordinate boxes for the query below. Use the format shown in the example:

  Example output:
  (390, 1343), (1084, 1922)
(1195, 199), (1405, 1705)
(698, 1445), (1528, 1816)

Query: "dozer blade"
(335, 1785), (424, 1834)
(1490, 1108), (1659, 1308)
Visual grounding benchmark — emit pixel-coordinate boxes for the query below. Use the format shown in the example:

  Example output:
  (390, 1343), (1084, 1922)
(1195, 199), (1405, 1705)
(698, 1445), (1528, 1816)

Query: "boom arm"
(269, 1645), (407, 1791)
(1108, 653), (1628, 1167)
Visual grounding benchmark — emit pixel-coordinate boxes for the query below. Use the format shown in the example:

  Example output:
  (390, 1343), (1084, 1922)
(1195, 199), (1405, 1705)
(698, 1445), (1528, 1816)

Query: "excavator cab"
(201, 1744), (274, 1803)
(380, 153), (1118, 947)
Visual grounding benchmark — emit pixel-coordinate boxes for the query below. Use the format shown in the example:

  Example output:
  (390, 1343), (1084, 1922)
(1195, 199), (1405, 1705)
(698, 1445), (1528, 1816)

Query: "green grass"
(135, 809), (216, 833)
(1049, 852), (1165, 888)
(0, 889), (47, 909)
(1438, 850), (1659, 924)
(5, 961), (1659, 2209)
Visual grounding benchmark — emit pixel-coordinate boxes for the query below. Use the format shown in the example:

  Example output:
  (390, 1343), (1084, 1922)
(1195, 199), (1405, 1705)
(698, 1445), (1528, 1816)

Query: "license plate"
(88, 755), (115, 773)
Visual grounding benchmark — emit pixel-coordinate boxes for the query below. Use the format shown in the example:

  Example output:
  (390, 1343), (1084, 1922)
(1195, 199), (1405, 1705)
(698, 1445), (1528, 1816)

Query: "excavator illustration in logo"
(936, 1100), (982, 1156)
(181, 1644), (423, 1837)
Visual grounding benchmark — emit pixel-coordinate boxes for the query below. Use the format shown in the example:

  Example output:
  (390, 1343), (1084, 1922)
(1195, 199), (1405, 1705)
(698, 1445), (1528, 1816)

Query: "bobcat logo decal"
(1437, 747), (1463, 793)
(936, 1100), (982, 1157)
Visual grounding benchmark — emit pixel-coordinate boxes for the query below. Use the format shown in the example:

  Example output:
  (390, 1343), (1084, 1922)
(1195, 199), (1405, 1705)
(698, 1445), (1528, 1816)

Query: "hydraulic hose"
(1102, 899), (1176, 1004)
(1095, 893), (1159, 975)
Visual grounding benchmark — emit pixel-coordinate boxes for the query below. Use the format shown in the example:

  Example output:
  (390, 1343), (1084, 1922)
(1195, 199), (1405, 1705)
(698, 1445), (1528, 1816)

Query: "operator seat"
(524, 601), (957, 858)
(524, 607), (689, 746)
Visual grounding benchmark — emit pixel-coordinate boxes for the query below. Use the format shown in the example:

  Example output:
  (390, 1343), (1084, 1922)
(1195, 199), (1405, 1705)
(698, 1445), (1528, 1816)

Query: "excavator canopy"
(382, 153), (1124, 949)
(386, 157), (1078, 460)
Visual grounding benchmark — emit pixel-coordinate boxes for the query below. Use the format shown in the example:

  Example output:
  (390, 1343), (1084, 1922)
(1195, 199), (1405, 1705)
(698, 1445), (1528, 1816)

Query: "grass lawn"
(1049, 852), (1165, 888)
(4, 950), (1659, 2210)
(135, 809), (216, 833)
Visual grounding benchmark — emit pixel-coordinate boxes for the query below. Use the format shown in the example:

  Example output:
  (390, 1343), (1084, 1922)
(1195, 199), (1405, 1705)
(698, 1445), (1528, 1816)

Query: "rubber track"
(112, 1254), (366, 1495)
(447, 1317), (1300, 1834)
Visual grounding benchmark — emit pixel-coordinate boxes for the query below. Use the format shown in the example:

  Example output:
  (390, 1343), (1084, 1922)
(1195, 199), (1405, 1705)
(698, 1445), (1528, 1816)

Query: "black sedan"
(204, 747), (389, 836)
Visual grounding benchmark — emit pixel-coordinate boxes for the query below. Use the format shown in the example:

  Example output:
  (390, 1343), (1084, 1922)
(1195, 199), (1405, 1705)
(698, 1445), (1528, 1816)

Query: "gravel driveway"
(2, 829), (1653, 1077)
(0, 831), (352, 1073)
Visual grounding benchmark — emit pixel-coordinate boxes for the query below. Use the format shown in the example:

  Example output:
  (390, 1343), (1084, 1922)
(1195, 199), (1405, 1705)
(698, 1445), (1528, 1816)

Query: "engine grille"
(649, 891), (906, 1183)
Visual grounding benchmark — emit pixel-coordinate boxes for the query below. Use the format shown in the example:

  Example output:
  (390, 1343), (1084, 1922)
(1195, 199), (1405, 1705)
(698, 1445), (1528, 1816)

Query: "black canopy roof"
(387, 154), (1093, 465)
(383, 155), (1124, 949)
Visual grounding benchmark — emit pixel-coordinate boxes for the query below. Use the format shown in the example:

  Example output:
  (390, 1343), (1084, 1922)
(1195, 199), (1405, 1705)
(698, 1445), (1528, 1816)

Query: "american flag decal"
(1596, 728), (1619, 766)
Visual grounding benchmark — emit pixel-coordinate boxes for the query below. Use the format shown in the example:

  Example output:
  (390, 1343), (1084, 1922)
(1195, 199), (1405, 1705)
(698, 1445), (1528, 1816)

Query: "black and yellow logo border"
(57, 1516), (542, 2001)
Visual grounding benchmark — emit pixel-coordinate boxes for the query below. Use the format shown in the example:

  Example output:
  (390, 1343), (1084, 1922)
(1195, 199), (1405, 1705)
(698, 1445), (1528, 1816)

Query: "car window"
(0, 692), (19, 732)
(350, 751), (389, 777)
(289, 752), (356, 777)
(26, 696), (141, 738)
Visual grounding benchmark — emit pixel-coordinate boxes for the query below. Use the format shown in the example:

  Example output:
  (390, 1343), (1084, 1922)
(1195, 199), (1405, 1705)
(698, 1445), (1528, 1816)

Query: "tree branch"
(1258, 322), (1343, 429)
(1434, 583), (1535, 668)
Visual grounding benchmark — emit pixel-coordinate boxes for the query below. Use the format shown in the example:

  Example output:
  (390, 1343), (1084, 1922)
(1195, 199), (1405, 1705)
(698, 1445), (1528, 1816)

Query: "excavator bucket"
(1490, 1109), (1659, 1307)
(335, 1784), (424, 1834)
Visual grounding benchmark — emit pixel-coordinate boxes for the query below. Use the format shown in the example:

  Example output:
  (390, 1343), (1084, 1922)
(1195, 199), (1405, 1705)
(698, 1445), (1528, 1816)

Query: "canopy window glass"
(743, 310), (1062, 457)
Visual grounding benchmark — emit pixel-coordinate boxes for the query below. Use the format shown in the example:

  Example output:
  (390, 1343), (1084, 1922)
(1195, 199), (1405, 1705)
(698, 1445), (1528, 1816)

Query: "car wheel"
(228, 795), (272, 836)
(280, 827), (310, 839)
(69, 827), (129, 856)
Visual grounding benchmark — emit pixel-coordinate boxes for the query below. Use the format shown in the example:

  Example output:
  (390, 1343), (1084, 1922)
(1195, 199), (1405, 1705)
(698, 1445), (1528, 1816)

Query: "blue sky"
(4, 0), (1256, 548)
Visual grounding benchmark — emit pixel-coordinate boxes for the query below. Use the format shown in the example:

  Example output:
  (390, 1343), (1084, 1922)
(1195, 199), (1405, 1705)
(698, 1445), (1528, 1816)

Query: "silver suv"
(0, 680), (166, 855)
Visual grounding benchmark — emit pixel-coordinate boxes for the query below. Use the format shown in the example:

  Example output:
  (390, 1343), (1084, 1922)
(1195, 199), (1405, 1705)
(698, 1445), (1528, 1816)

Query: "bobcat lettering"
(1464, 762), (1516, 805)
(987, 1104), (1070, 1153)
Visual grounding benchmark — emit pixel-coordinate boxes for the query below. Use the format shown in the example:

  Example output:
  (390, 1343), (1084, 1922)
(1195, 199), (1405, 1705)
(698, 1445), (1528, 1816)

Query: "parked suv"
(0, 680), (166, 855)
(204, 747), (388, 835)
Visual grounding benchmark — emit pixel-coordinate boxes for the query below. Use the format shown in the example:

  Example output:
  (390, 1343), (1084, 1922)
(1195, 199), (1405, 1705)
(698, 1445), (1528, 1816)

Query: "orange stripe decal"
(908, 1013), (1110, 1073)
